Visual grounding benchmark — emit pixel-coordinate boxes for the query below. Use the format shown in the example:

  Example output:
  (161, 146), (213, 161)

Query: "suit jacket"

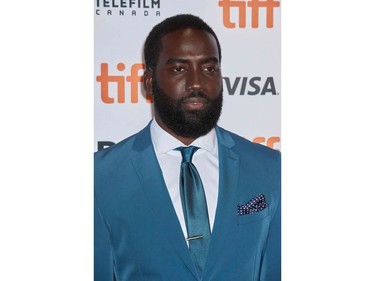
(94, 123), (281, 281)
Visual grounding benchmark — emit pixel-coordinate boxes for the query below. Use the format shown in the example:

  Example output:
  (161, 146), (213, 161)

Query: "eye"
(203, 65), (219, 73)
(172, 66), (186, 72)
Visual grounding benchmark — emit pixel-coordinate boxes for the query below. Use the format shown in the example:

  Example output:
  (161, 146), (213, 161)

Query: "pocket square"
(237, 194), (267, 216)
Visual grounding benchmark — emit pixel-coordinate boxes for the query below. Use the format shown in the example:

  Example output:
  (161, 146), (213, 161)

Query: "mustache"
(179, 92), (211, 103)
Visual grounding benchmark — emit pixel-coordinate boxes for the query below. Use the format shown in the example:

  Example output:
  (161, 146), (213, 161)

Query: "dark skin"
(144, 28), (223, 145)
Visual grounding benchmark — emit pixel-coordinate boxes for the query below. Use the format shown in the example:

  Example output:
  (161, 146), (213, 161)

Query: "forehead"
(158, 28), (219, 61)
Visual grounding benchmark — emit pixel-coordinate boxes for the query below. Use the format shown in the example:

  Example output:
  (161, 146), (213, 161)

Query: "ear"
(143, 69), (153, 95)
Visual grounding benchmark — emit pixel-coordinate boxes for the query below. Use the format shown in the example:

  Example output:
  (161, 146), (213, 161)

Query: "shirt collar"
(150, 118), (217, 156)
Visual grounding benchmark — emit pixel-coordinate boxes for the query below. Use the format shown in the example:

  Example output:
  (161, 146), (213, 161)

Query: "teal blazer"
(95, 124), (281, 281)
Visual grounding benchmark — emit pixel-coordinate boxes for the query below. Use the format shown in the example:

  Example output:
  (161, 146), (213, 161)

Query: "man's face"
(149, 28), (223, 139)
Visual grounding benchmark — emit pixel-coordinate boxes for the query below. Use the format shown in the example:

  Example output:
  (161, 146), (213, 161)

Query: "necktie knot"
(176, 146), (199, 163)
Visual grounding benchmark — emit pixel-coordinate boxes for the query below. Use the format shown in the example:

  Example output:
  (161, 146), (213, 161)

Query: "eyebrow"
(165, 57), (219, 65)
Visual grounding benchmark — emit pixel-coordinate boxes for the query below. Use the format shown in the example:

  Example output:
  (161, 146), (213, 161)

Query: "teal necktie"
(176, 146), (211, 276)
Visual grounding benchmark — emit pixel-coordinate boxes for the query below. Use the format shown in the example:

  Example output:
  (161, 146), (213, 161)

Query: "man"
(95, 14), (280, 281)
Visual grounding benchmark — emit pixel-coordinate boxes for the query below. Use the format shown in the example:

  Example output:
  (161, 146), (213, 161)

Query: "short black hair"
(143, 14), (222, 71)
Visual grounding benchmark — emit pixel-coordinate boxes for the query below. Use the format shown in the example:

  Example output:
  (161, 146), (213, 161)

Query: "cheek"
(208, 77), (223, 93)
(157, 75), (186, 94)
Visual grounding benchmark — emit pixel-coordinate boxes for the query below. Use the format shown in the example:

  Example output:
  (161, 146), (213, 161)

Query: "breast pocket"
(237, 207), (270, 225)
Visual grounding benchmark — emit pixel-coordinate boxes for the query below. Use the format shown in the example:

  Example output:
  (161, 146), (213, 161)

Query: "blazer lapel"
(131, 125), (199, 280)
(203, 127), (240, 277)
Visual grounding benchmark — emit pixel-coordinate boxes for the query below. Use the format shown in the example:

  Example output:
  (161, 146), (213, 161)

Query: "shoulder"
(216, 126), (280, 163)
(94, 124), (152, 167)
(95, 133), (136, 162)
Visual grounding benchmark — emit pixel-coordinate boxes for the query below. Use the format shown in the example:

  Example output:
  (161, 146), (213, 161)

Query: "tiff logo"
(96, 62), (153, 103)
(218, 0), (280, 28)
(253, 137), (280, 150)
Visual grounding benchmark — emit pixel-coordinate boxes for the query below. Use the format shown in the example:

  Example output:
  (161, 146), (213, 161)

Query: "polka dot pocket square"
(237, 194), (268, 216)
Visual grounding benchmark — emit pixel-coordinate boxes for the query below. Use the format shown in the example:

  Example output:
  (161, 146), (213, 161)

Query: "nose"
(186, 68), (205, 93)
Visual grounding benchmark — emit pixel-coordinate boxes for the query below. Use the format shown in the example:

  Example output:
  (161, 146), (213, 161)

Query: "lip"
(181, 97), (208, 110)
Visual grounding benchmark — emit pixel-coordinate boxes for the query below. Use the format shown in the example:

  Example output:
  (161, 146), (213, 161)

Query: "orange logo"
(96, 62), (152, 103)
(218, 0), (280, 28)
(253, 136), (280, 150)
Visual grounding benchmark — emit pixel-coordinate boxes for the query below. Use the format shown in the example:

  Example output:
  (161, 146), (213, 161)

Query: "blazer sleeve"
(260, 185), (281, 281)
(94, 200), (115, 281)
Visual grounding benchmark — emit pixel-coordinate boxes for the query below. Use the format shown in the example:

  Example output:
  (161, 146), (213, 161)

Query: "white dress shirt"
(150, 119), (219, 239)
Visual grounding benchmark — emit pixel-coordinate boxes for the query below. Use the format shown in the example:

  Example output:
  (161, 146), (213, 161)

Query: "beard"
(152, 79), (223, 139)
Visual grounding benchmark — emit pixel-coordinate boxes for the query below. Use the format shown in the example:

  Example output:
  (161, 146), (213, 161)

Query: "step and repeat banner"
(94, 0), (281, 151)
